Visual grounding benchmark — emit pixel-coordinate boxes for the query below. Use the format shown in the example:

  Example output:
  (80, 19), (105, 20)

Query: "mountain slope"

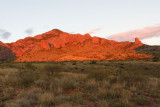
(136, 45), (160, 61)
(0, 29), (152, 62)
(0, 41), (16, 61)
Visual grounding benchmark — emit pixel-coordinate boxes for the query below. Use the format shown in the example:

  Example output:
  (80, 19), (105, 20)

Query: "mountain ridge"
(0, 29), (152, 62)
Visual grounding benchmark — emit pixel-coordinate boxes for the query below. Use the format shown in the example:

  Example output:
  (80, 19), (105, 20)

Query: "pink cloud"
(108, 26), (160, 41)
(86, 28), (102, 34)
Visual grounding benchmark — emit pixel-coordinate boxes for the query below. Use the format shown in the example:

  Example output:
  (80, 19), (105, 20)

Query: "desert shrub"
(98, 83), (125, 101)
(88, 71), (109, 81)
(109, 76), (118, 84)
(147, 78), (160, 89)
(44, 65), (61, 77)
(147, 90), (160, 98)
(80, 68), (85, 72)
(34, 79), (47, 89)
(2, 73), (19, 86)
(0, 62), (15, 68)
(99, 90), (121, 101)
(17, 70), (38, 87)
(52, 76), (79, 92)
(22, 91), (39, 102)
(89, 94), (98, 101)
(74, 67), (78, 70)
(89, 60), (97, 64)
(152, 56), (159, 62)
(20, 88), (42, 104)
(72, 61), (76, 65)
(97, 100), (109, 107)
(63, 79), (79, 91)
(110, 99), (131, 107)
(39, 92), (54, 106)
(6, 88), (42, 107)
(54, 95), (70, 105)
(5, 98), (31, 107)
(24, 63), (37, 71)
(84, 79), (98, 92)
(119, 71), (146, 86)
(70, 93), (84, 105)
(54, 95), (71, 105)
(53, 87), (64, 95)
(55, 102), (73, 107)
(131, 95), (150, 106)
(0, 88), (15, 102)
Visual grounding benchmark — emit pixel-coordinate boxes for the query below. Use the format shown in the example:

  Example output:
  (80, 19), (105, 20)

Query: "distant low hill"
(136, 45), (160, 61)
(0, 29), (152, 62)
(0, 41), (16, 61)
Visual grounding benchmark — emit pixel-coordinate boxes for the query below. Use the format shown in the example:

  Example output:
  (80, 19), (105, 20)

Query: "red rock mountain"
(0, 29), (152, 62)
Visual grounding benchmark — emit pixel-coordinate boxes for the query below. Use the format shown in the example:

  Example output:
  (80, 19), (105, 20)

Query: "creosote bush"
(17, 70), (38, 87)
(88, 71), (109, 81)
(152, 56), (159, 62)
(44, 65), (61, 77)
(39, 92), (55, 106)
(89, 60), (97, 64)
(24, 63), (37, 71)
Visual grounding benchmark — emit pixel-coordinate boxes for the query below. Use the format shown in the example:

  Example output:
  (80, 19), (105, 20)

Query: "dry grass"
(0, 61), (160, 107)
(39, 92), (54, 106)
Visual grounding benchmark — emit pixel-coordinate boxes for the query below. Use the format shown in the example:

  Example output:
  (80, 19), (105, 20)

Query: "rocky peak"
(135, 37), (142, 44)
(44, 29), (64, 35)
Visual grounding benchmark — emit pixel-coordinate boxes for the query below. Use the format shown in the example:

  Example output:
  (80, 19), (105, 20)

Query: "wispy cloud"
(25, 28), (34, 35)
(108, 26), (160, 41)
(86, 28), (102, 34)
(0, 29), (11, 39)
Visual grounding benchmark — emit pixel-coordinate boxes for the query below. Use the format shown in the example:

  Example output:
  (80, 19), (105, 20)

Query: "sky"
(0, 0), (160, 45)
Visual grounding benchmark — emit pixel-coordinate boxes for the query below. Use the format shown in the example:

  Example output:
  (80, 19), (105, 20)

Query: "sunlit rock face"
(135, 37), (143, 45)
(1, 29), (152, 62)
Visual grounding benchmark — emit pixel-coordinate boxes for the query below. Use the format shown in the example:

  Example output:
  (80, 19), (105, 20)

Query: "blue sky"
(0, 0), (160, 45)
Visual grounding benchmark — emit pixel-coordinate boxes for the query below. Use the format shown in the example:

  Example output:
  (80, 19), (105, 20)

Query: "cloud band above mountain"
(108, 26), (160, 41)
(86, 28), (102, 34)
